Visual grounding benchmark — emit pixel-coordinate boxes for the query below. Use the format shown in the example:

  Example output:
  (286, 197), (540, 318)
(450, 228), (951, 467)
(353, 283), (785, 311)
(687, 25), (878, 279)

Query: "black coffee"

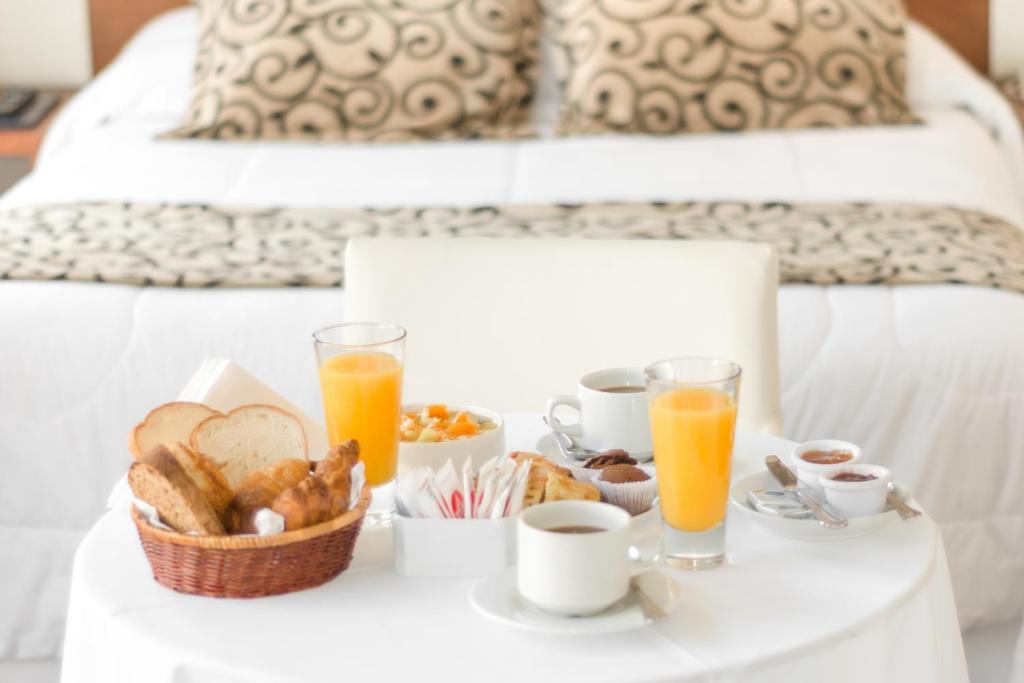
(600, 386), (644, 394)
(546, 525), (606, 534)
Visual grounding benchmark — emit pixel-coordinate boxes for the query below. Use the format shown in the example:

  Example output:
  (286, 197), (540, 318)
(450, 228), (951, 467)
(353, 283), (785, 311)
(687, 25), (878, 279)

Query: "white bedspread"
(1, 7), (1023, 663)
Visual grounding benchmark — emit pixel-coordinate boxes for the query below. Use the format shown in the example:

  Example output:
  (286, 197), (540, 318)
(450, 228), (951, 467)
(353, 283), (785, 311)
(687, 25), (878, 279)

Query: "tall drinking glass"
(645, 358), (740, 570)
(313, 323), (406, 494)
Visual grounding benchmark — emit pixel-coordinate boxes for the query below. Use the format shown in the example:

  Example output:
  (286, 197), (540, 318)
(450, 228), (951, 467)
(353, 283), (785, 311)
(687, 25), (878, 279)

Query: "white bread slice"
(128, 444), (225, 535)
(190, 404), (308, 489)
(164, 442), (234, 522)
(129, 402), (220, 460)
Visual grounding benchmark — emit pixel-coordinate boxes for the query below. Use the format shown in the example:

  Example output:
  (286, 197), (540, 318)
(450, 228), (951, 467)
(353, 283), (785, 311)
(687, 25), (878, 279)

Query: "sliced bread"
(163, 441), (234, 523)
(128, 444), (225, 535)
(129, 402), (220, 460)
(190, 404), (308, 489)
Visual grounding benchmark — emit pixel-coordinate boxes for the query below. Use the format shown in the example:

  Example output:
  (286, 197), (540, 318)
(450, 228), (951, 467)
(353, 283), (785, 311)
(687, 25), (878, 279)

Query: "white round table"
(62, 415), (967, 683)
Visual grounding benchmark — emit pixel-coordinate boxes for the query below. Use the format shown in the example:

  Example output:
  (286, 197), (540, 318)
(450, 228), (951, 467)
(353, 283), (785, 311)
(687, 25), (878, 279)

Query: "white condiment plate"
(729, 471), (915, 541)
(470, 567), (679, 635)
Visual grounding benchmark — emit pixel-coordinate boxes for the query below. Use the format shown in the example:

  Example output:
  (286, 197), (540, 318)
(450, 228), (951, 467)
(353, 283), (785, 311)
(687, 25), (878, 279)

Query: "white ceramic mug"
(517, 501), (660, 616)
(546, 367), (652, 457)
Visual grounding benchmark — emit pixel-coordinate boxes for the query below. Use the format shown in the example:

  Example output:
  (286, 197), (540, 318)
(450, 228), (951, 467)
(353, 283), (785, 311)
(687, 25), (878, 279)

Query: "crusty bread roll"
(190, 404), (308, 488)
(163, 441), (234, 523)
(228, 458), (310, 534)
(128, 444), (225, 535)
(129, 402), (219, 460)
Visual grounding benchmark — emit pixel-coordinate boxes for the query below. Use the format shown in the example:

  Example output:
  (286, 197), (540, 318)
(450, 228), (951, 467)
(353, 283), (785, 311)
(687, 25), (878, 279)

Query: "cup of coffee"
(517, 501), (660, 616)
(546, 367), (651, 458)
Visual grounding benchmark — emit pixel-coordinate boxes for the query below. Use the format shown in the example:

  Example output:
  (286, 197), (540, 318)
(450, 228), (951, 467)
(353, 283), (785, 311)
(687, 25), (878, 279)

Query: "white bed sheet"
(1, 6), (1023, 663)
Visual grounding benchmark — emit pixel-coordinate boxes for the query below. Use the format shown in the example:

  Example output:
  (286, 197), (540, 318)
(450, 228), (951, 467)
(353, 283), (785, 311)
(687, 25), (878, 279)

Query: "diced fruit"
(418, 428), (442, 443)
(447, 421), (478, 437)
(426, 404), (449, 419)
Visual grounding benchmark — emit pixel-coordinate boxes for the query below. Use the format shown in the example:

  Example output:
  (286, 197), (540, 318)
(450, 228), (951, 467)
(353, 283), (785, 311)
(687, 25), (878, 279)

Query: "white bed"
(1, 6), (1023, 668)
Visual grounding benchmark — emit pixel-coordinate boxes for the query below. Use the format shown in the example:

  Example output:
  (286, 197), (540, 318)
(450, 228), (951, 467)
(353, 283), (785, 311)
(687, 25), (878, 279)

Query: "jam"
(800, 449), (854, 465)
(830, 471), (877, 482)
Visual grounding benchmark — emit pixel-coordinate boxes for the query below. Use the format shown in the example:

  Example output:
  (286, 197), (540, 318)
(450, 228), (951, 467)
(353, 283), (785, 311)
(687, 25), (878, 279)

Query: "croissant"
(272, 476), (336, 531)
(272, 442), (361, 531)
(227, 458), (310, 533)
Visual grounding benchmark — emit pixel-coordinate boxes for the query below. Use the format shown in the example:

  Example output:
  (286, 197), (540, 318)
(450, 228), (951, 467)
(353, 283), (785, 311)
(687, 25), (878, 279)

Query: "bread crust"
(129, 444), (225, 535)
(128, 401), (219, 460)
(228, 458), (311, 533)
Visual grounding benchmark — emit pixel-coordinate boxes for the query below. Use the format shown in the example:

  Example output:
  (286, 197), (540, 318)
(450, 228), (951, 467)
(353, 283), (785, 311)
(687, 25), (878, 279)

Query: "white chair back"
(345, 238), (781, 434)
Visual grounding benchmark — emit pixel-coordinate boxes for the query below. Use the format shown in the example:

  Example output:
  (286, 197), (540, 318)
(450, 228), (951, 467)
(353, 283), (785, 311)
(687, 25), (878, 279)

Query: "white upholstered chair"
(344, 239), (781, 434)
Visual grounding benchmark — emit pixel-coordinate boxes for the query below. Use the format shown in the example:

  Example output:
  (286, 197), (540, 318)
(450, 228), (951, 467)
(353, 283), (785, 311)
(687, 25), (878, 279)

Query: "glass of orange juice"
(645, 358), (740, 570)
(313, 323), (406, 503)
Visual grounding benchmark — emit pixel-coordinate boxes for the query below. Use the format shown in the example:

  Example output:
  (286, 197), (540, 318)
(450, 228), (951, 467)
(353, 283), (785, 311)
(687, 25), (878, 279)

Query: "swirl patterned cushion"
(165, 0), (540, 142)
(547, 0), (918, 135)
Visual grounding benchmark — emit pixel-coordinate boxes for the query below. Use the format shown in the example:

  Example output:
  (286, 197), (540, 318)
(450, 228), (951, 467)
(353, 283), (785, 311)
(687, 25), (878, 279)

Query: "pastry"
(597, 464), (650, 483)
(583, 450), (637, 469)
(128, 444), (225, 535)
(544, 471), (600, 503)
(272, 476), (336, 531)
(228, 458), (310, 533)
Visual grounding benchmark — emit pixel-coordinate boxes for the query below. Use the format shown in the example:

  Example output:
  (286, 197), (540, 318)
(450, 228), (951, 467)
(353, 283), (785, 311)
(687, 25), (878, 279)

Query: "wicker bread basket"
(131, 484), (372, 598)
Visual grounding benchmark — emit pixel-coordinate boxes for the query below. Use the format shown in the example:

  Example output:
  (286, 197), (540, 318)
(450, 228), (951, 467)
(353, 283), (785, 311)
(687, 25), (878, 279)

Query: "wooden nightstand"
(0, 91), (69, 193)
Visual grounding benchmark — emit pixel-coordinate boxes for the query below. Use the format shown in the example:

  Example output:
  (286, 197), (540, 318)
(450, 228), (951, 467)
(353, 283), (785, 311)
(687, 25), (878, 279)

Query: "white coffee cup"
(517, 501), (660, 616)
(546, 367), (651, 458)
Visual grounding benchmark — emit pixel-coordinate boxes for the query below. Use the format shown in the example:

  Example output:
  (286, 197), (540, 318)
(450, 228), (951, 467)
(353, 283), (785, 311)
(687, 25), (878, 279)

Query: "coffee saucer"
(469, 567), (680, 635)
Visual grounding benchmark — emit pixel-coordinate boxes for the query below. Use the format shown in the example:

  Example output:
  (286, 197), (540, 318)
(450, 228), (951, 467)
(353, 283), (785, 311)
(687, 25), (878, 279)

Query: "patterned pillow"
(166, 0), (540, 142)
(546, 0), (917, 135)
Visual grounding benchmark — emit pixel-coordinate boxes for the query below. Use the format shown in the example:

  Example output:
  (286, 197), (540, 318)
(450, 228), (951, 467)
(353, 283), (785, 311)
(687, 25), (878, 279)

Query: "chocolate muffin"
(598, 464), (650, 484)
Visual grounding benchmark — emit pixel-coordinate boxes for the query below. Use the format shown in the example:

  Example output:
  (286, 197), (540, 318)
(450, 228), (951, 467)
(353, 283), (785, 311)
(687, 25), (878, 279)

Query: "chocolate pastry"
(583, 450), (637, 469)
(598, 464), (650, 484)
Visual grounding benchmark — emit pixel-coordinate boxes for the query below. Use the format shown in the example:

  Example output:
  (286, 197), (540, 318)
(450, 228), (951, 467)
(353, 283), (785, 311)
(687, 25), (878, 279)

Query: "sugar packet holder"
(395, 455), (529, 519)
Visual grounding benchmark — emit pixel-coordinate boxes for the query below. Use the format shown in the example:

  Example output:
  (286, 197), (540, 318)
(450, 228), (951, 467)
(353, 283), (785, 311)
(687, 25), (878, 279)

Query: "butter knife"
(765, 455), (848, 529)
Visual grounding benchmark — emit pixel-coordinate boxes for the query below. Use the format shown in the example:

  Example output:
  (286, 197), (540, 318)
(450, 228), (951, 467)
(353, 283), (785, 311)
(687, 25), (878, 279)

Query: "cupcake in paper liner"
(595, 464), (657, 516)
(568, 464), (600, 483)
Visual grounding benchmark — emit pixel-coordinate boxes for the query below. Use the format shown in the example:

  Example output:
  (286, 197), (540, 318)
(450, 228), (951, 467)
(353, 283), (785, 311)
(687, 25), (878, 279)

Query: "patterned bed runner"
(1, 201), (1022, 292)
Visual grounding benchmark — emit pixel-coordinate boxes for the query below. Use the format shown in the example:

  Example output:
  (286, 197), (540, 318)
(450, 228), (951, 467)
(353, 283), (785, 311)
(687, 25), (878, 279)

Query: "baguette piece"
(128, 445), (225, 535)
(129, 402), (220, 460)
(228, 459), (311, 534)
(190, 404), (308, 488)
(163, 441), (234, 523)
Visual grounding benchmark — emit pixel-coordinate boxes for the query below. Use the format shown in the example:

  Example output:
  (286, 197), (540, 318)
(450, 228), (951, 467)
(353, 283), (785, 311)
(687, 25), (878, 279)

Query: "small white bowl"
(397, 404), (505, 476)
(818, 464), (892, 518)
(790, 439), (862, 489)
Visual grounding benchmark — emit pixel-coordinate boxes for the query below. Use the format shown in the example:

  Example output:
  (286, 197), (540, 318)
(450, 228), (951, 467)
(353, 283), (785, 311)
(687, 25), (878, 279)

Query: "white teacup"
(517, 501), (660, 616)
(546, 367), (651, 458)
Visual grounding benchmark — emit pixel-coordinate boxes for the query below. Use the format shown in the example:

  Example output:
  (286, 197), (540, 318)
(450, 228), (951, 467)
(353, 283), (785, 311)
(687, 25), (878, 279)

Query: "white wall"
(0, 0), (91, 89)
(991, 0), (1024, 78)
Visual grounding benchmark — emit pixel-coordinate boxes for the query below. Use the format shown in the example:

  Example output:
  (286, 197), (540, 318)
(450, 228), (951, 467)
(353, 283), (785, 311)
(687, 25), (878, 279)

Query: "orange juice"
(318, 351), (403, 486)
(650, 387), (737, 531)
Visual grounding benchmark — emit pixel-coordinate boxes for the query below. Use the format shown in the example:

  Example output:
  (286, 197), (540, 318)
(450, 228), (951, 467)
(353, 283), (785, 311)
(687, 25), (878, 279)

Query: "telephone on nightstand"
(0, 88), (57, 128)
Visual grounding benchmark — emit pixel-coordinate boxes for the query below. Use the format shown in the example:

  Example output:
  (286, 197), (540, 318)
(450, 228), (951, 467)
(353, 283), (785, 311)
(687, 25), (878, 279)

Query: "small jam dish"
(790, 439), (862, 488)
(818, 465), (892, 518)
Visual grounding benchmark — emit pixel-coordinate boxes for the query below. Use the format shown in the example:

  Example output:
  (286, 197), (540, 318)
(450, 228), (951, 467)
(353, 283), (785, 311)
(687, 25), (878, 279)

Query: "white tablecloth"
(61, 415), (967, 683)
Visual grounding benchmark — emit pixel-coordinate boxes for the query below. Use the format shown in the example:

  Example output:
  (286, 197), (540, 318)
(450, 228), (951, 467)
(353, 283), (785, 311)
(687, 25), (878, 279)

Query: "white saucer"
(730, 471), (915, 541)
(535, 432), (654, 466)
(470, 567), (680, 635)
